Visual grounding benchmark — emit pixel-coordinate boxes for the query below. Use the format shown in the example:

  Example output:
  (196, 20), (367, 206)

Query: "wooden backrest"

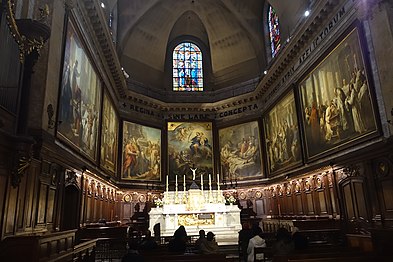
(254, 247), (272, 262)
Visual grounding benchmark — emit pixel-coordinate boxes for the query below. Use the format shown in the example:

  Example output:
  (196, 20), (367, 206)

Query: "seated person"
(273, 227), (294, 256)
(168, 226), (188, 253)
(239, 223), (253, 261)
(140, 230), (158, 250)
(292, 227), (308, 250)
(195, 229), (207, 251)
(247, 226), (266, 262)
(200, 231), (219, 254)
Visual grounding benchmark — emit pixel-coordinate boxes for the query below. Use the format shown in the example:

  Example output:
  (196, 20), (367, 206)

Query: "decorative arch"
(172, 42), (203, 91)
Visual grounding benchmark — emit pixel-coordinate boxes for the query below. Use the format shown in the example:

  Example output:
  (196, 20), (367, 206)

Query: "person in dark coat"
(168, 226), (188, 253)
(239, 223), (253, 261)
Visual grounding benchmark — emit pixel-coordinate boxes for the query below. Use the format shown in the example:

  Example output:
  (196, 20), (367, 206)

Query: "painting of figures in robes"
(219, 121), (263, 181)
(100, 92), (118, 174)
(168, 122), (213, 181)
(121, 121), (161, 181)
(57, 19), (101, 160)
(299, 27), (377, 159)
(263, 90), (302, 175)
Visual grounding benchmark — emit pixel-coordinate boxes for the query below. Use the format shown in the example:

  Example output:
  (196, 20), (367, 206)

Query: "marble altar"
(149, 175), (241, 245)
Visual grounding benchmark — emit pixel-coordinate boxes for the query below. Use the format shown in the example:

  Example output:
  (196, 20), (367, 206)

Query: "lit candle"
(166, 175), (169, 192)
(175, 175), (178, 191)
(201, 174), (203, 190)
(183, 175), (186, 191)
(209, 174), (211, 185)
(217, 173), (220, 190)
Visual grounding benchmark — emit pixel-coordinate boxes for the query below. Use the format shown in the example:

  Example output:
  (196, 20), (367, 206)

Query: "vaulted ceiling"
(103, 0), (310, 102)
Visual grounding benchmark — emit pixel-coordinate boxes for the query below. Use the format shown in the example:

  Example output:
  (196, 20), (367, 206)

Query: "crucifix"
(190, 166), (197, 180)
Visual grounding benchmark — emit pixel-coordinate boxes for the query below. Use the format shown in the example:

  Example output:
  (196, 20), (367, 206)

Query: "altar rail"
(77, 226), (128, 260)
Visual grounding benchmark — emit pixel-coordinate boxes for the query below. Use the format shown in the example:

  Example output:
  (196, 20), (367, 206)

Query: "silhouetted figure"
(273, 227), (294, 256)
(140, 230), (158, 250)
(200, 231), (219, 254)
(134, 202), (140, 212)
(239, 223), (253, 261)
(292, 227), (308, 250)
(122, 239), (144, 262)
(153, 223), (160, 242)
(195, 229), (207, 252)
(247, 226), (266, 262)
(168, 226), (188, 253)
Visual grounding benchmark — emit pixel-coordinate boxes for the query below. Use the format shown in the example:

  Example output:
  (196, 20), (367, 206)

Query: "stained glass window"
(173, 42), (203, 91)
(268, 5), (281, 57)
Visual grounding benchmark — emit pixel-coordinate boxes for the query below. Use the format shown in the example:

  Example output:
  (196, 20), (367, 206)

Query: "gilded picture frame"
(57, 18), (102, 161)
(100, 92), (119, 174)
(219, 121), (263, 181)
(167, 122), (214, 181)
(299, 27), (378, 160)
(121, 121), (161, 181)
(263, 90), (302, 175)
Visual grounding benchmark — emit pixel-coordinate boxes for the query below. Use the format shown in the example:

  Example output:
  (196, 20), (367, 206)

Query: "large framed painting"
(299, 27), (378, 159)
(100, 92), (119, 174)
(168, 122), (213, 180)
(219, 121), (263, 181)
(57, 18), (102, 160)
(121, 121), (161, 181)
(263, 90), (302, 175)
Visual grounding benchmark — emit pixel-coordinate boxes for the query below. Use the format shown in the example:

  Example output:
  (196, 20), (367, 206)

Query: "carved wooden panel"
(47, 189), (55, 224)
(318, 191), (327, 214)
(5, 186), (18, 234)
(381, 181), (393, 211)
(343, 183), (355, 219)
(37, 183), (48, 224)
(306, 193), (314, 215)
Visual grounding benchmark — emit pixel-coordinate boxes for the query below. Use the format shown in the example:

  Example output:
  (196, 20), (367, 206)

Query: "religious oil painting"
(100, 92), (119, 174)
(121, 121), (161, 181)
(168, 122), (213, 181)
(219, 121), (263, 181)
(263, 90), (302, 175)
(299, 27), (377, 159)
(57, 19), (101, 160)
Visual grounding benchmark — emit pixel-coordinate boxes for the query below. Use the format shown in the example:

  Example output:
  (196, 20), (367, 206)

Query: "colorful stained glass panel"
(173, 42), (203, 91)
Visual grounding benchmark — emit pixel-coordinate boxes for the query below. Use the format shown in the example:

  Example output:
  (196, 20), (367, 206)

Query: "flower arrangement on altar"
(225, 195), (236, 205)
(154, 198), (163, 207)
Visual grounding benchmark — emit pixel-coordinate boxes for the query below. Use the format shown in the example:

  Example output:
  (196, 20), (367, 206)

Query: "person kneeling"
(200, 231), (219, 254)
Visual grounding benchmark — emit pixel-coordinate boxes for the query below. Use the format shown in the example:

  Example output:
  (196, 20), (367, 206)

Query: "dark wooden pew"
(143, 252), (227, 262)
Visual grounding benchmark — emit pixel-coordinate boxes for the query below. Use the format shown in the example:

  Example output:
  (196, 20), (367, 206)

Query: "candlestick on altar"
(175, 175), (179, 203)
(217, 173), (220, 190)
(209, 174), (212, 191)
(201, 174), (203, 191)
(166, 175), (169, 193)
(183, 175), (186, 192)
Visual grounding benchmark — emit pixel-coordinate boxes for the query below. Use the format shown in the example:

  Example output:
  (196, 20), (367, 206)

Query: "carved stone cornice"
(76, 0), (362, 117)
(78, 0), (126, 99)
(77, 0), (348, 113)
(255, 0), (341, 101)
